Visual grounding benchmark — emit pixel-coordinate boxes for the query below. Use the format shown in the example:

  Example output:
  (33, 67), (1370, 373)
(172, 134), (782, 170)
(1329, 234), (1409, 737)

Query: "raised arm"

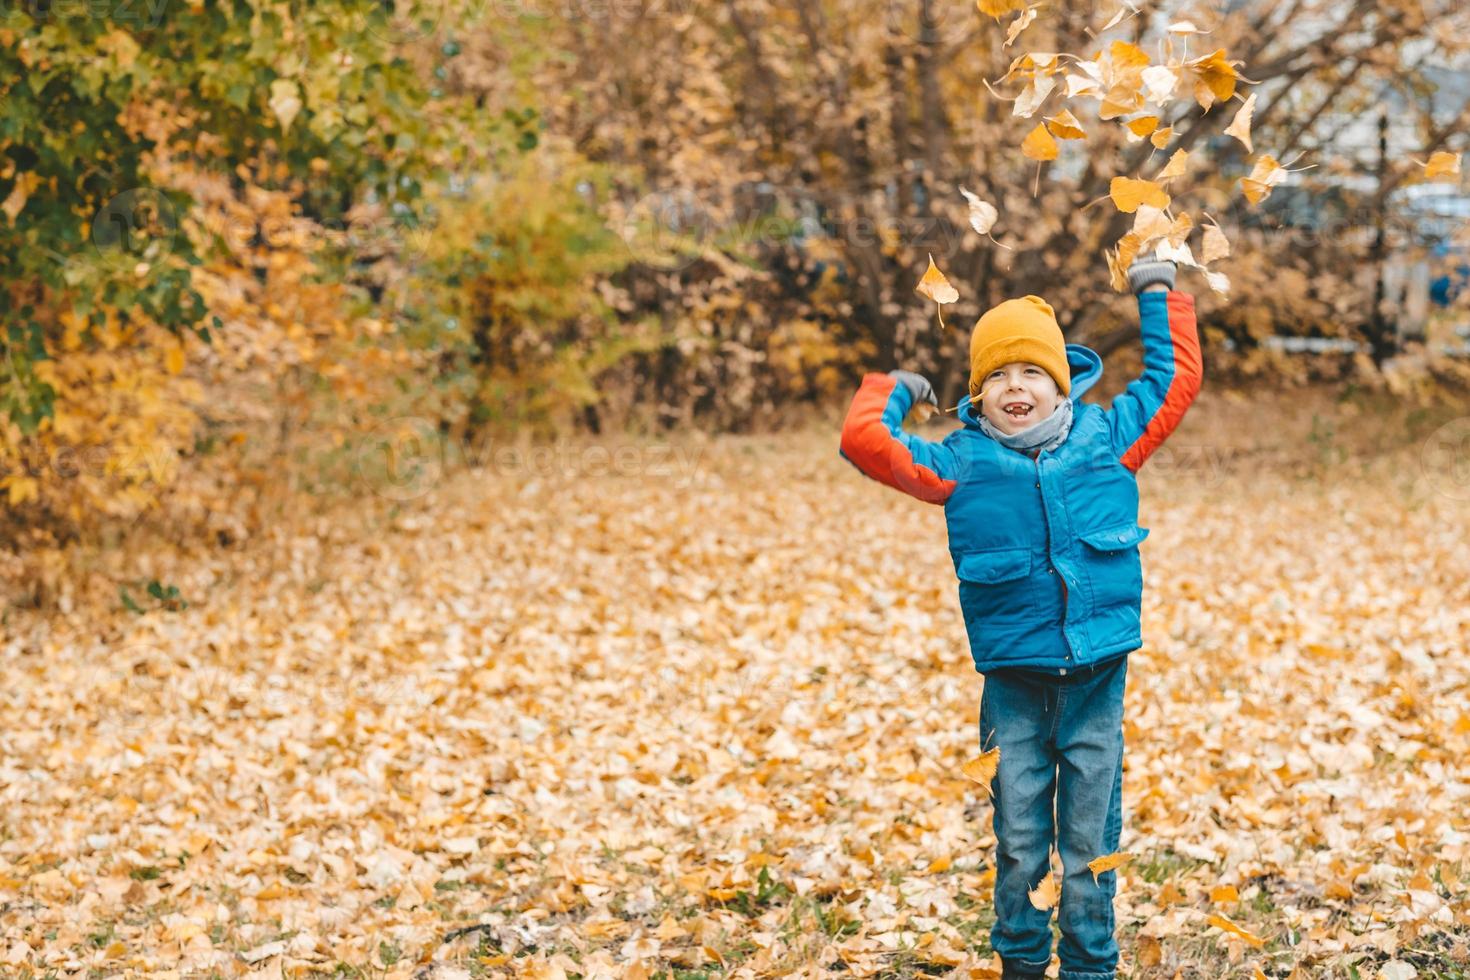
(838, 371), (959, 504)
(1107, 288), (1203, 471)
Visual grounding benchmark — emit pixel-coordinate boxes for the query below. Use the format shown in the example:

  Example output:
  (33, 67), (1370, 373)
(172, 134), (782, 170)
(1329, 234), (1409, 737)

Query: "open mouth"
(1003, 402), (1033, 419)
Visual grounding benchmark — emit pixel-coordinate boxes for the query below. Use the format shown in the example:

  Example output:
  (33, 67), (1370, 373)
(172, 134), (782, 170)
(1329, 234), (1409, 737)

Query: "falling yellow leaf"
(1201, 222), (1231, 264)
(1108, 39), (1150, 80)
(916, 254), (959, 306)
(1126, 116), (1160, 138)
(1158, 148), (1190, 180)
(960, 187), (998, 235)
(1013, 74), (1056, 119)
(1187, 49), (1238, 110)
(1141, 65), (1178, 105)
(1224, 92), (1257, 154)
(959, 187), (1011, 250)
(1044, 108), (1086, 140)
(1003, 5), (1037, 46)
(1097, 4), (1132, 32)
(1021, 122), (1059, 161)
(1423, 151), (1462, 180)
(1105, 247), (1129, 293)
(1099, 96), (1141, 121)
(1132, 205), (1172, 244)
(1086, 851), (1134, 883)
(1206, 913), (1264, 948)
(977, 0), (1027, 20)
(962, 747), (1001, 795)
(916, 253), (959, 330)
(1166, 212), (1193, 246)
(1109, 176), (1171, 213)
(1150, 126), (1175, 149)
(1239, 154), (1285, 206)
(1105, 231), (1144, 292)
(1065, 71), (1102, 100)
(1028, 871), (1060, 911)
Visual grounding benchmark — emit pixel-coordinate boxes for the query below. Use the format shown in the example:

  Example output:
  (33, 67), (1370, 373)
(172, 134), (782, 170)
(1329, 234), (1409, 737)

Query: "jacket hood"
(955, 343), (1103, 428)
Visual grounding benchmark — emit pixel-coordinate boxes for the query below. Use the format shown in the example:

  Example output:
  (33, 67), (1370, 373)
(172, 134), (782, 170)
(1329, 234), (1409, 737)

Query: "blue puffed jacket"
(838, 290), (1203, 673)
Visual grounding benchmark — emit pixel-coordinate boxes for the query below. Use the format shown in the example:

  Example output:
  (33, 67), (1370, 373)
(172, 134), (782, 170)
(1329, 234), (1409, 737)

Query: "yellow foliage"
(1109, 177), (1171, 213)
(1022, 122), (1059, 161)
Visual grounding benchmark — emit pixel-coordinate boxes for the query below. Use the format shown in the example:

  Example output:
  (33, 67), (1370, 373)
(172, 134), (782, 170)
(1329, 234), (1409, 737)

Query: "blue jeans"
(979, 655), (1127, 980)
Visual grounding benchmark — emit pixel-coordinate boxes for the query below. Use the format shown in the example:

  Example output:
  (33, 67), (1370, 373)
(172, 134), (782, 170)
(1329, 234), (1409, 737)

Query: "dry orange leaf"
(1004, 5), (1038, 47)
(1022, 122), (1059, 161)
(1086, 851), (1135, 882)
(1044, 108), (1086, 140)
(1126, 116), (1160, 138)
(1099, 96), (1141, 121)
(1224, 91), (1257, 154)
(1206, 913), (1264, 948)
(916, 253), (959, 305)
(1240, 154), (1285, 206)
(916, 253), (959, 330)
(1013, 74), (1056, 119)
(1109, 176), (1171, 213)
(1166, 212), (1193, 246)
(1187, 49), (1239, 110)
(1105, 231), (1144, 292)
(1158, 148), (1190, 180)
(1423, 151), (1462, 180)
(1141, 65), (1178, 104)
(977, 0), (1027, 20)
(962, 747), (1001, 795)
(1132, 205), (1172, 245)
(1201, 222), (1231, 264)
(1028, 871), (1060, 911)
(1108, 39), (1150, 80)
(1150, 126), (1174, 149)
(1209, 884), (1239, 904)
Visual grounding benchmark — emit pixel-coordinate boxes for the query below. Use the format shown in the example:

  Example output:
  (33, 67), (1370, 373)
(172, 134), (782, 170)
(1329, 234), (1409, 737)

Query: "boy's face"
(978, 361), (1063, 434)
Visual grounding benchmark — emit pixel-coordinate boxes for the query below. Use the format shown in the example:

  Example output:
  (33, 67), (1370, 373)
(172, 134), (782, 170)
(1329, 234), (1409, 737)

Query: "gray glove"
(888, 370), (937, 409)
(1127, 251), (1177, 294)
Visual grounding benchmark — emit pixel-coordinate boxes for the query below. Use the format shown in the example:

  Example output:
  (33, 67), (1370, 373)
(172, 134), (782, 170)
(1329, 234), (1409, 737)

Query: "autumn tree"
(502, 0), (1470, 410)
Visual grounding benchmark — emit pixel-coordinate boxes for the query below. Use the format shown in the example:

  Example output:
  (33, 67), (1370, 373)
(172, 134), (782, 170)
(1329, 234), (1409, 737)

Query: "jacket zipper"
(1034, 450), (1073, 666)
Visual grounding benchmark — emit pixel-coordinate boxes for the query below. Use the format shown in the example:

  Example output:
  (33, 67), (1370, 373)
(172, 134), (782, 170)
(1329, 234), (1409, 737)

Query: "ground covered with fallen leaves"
(3, 394), (1470, 979)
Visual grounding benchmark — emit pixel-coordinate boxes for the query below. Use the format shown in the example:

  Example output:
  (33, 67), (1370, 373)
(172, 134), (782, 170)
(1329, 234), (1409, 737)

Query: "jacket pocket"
(956, 546), (1032, 584)
(956, 547), (1037, 644)
(1077, 524), (1150, 553)
(1077, 524), (1147, 623)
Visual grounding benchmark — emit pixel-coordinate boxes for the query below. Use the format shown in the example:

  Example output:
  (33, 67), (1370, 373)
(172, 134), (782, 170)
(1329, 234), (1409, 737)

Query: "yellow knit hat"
(967, 295), (1071, 400)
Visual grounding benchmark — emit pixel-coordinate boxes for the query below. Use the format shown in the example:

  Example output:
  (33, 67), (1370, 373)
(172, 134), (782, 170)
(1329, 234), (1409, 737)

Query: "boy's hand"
(888, 370), (938, 409)
(1127, 251), (1176, 295)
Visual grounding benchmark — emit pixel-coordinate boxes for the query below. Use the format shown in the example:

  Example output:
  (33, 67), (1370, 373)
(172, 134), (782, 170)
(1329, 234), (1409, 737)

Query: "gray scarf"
(977, 397), (1074, 455)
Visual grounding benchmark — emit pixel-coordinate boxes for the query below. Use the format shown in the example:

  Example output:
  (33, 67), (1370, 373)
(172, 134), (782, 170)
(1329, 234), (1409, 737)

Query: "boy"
(837, 254), (1201, 980)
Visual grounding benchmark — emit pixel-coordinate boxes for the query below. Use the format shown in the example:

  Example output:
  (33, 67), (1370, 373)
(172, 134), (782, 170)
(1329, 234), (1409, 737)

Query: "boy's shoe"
(1000, 960), (1048, 980)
